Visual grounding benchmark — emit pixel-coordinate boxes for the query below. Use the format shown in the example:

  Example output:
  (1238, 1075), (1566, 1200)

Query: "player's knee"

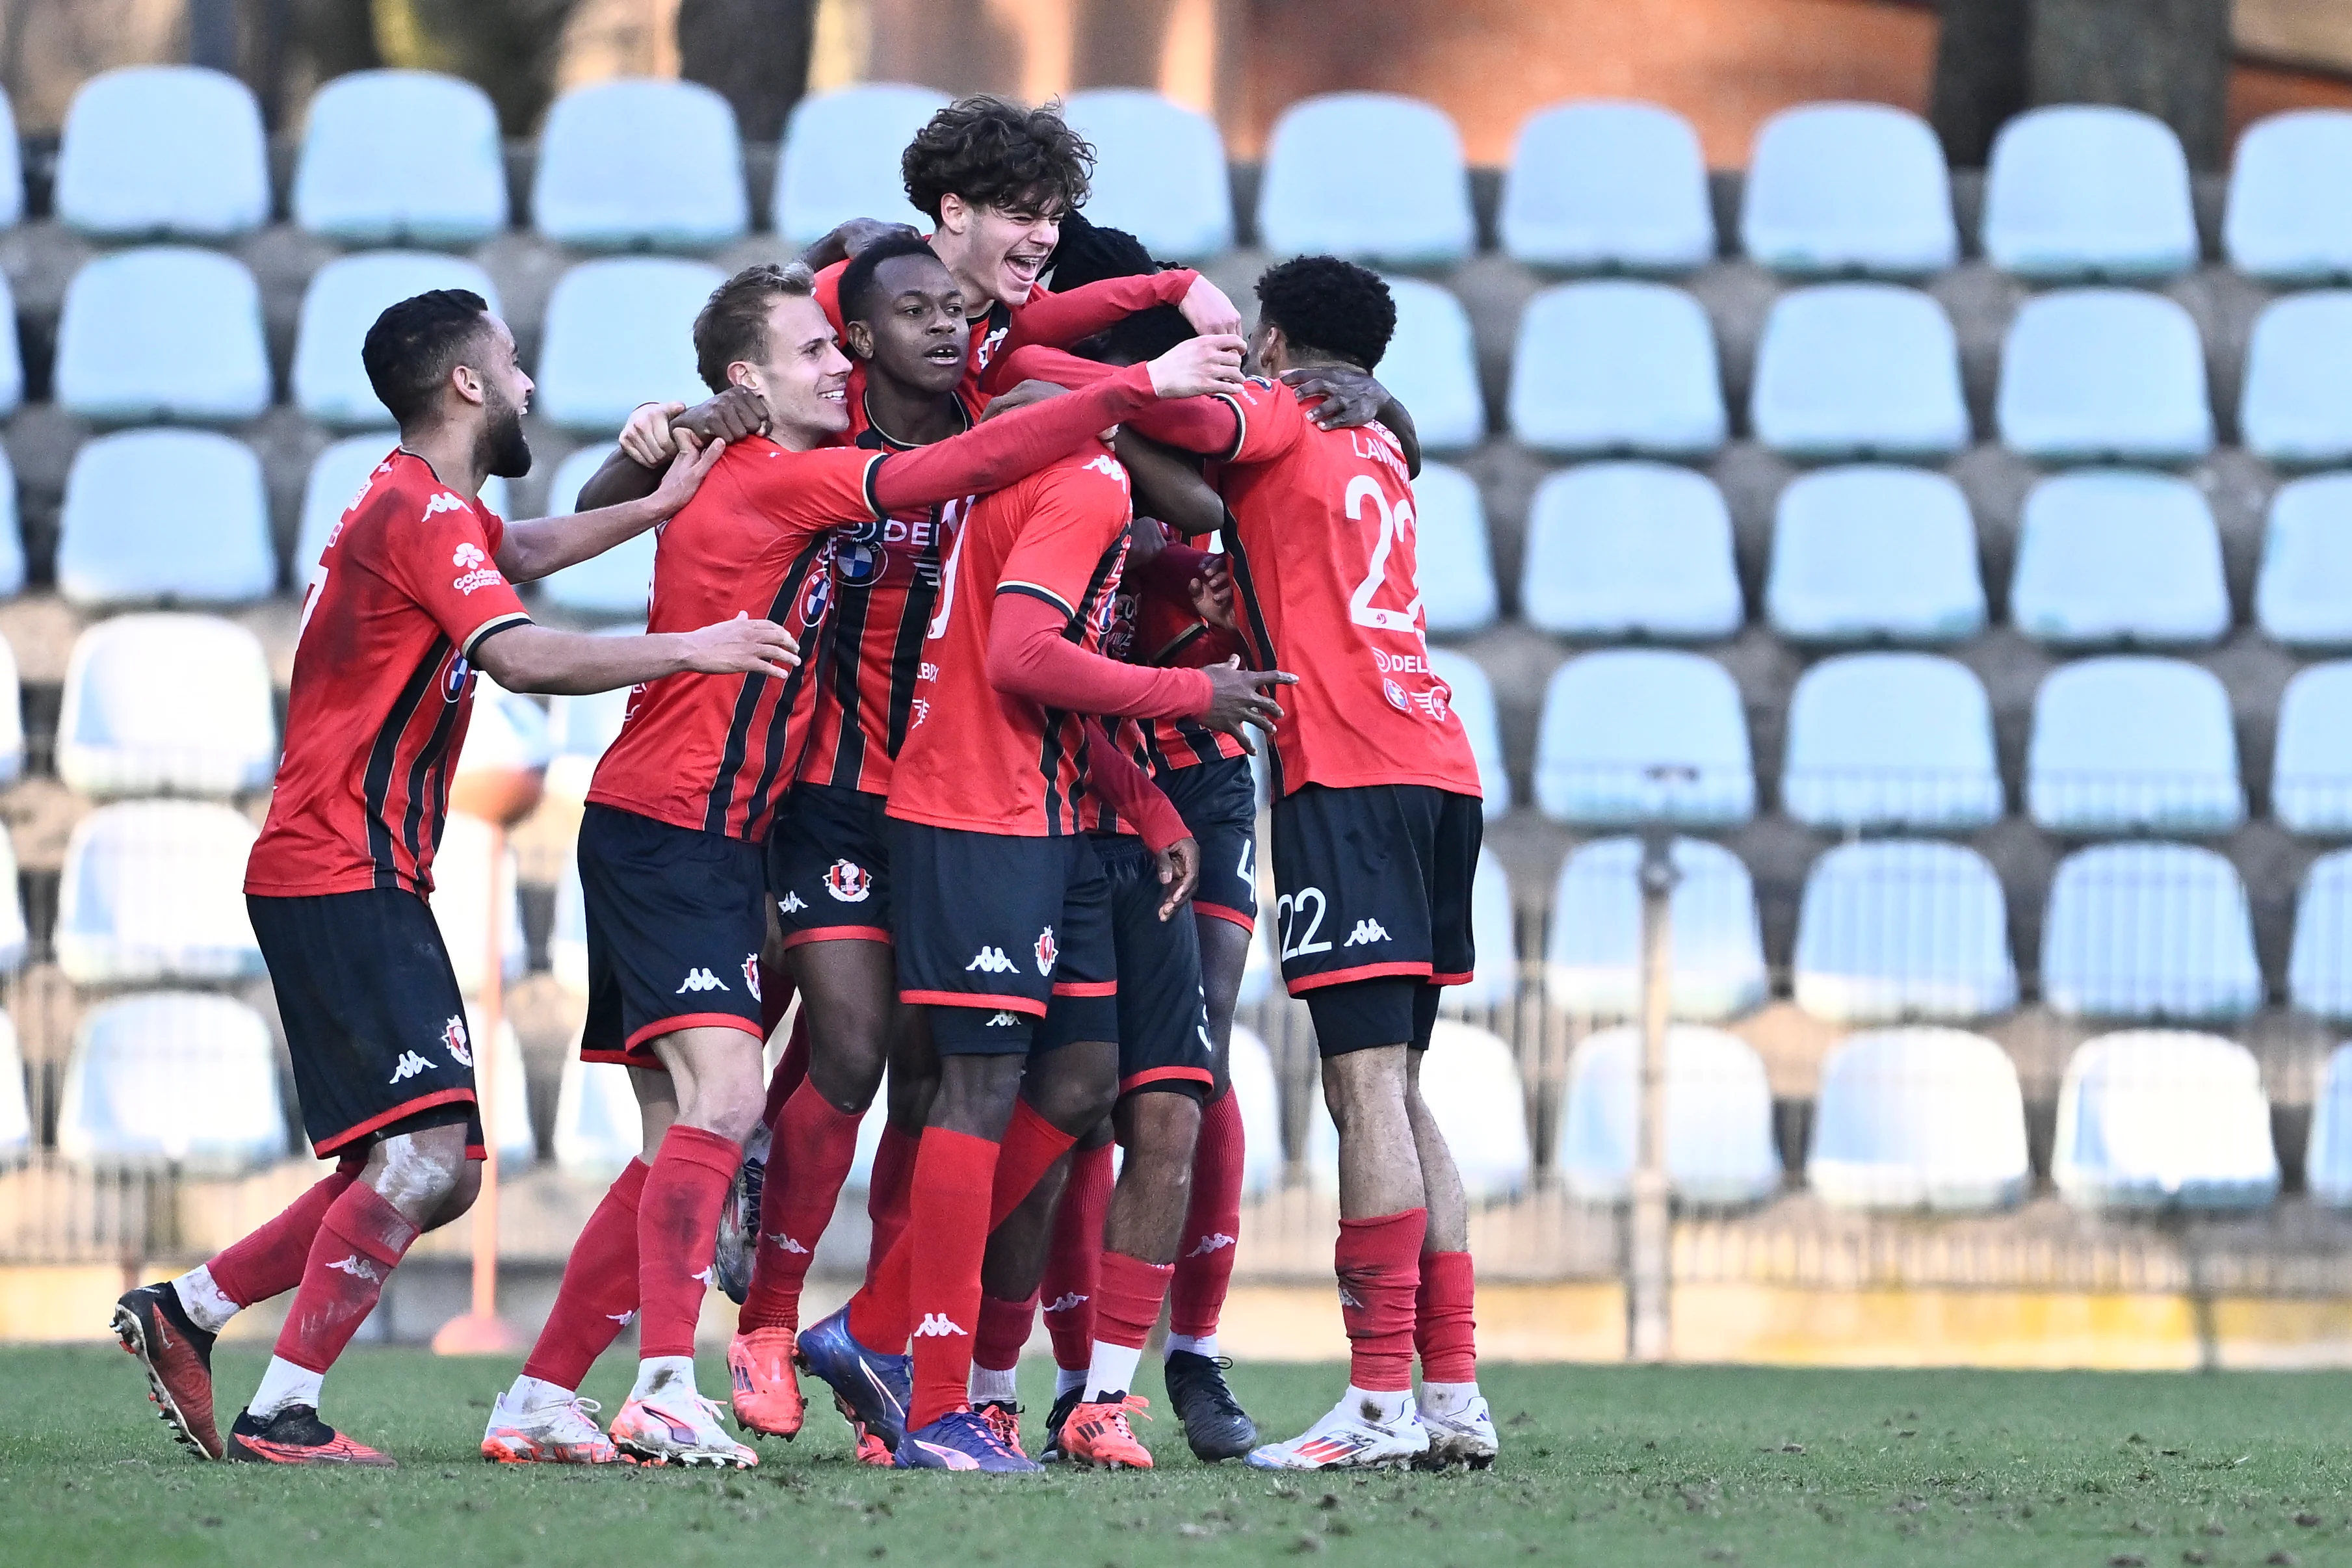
(1028, 1071), (1117, 1137)
(808, 1026), (889, 1114)
(421, 1159), (483, 1232)
(368, 1123), (472, 1221)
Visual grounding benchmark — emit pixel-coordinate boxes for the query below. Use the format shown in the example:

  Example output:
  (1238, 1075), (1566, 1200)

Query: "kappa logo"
(913, 1313), (968, 1339)
(389, 1050), (433, 1084)
(824, 859), (872, 903)
(779, 891), (808, 913)
(743, 954), (763, 1001)
(1041, 1292), (1090, 1314)
(985, 1012), (1021, 1027)
(765, 1233), (810, 1255)
(1336, 1284), (1366, 1310)
(451, 540), (486, 568)
(326, 1255), (381, 1283)
(1185, 1233), (1238, 1260)
(965, 947), (1015, 974)
(440, 1015), (473, 1067)
(691, 1266), (716, 1288)
(425, 492), (467, 521)
(676, 967), (729, 993)
(607, 1310), (638, 1326)
(1343, 919), (1391, 947)
(1034, 926), (1058, 975)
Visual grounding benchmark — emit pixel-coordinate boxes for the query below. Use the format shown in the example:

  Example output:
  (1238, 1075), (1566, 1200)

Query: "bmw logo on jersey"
(442, 656), (472, 703)
(832, 535), (884, 586)
(797, 566), (833, 628)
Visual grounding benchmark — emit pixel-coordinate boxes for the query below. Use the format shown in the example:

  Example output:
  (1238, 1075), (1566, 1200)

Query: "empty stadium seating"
(1781, 653), (2002, 830)
(0, 90), (25, 231)
(1440, 847), (1518, 1012)
(2225, 109), (2352, 285)
(2290, 850), (2352, 1020)
(55, 801), (264, 986)
(55, 248), (272, 425)
(2009, 470), (2228, 647)
(1740, 102), (1957, 277)
(1807, 1027), (2029, 1211)
(454, 680), (555, 793)
(547, 669), (633, 805)
(1792, 840), (2017, 1021)
(467, 1008), (538, 1168)
(1535, 649), (1754, 826)
(432, 811), (529, 997)
(1257, 92), (1474, 268)
(1545, 836), (1766, 1019)
(0, 634), (24, 787)
(55, 66), (267, 241)
(298, 437), (513, 571)
(1508, 281), (1727, 458)
(551, 849), (588, 996)
(1995, 289), (2214, 464)
(534, 79), (748, 251)
(57, 615), (276, 798)
(294, 253), (502, 428)
(1519, 462), (1742, 642)
(1379, 277), (1486, 454)
(2041, 844), (2261, 1021)
(1556, 1025), (1780, 1205)
(56, 430), (276, 607)
(2273, 662), (2352, 836)
(2240, 291), (2352, 467)
(0, 1013), (27, 1169)
(1409, 463), (1496, 634)
(55, 993), (285, 1173)
(1498, 100), (1713, 273)
(0, 828), (25, 976)
(1064, 89), (1234, 260)
(2258, 473), (2352, 649)
(1764, 465), (1985, 644)
(1981, 105), (2198, 280)
(1308, 1021), (1531, 1199)
(534, 445), (657, 619)
(1428, 648), (1509, 817)
(1748, 283), (1968, 460)
(2052, 1030), (2279, 1209)
(553, 1050), (641, 1173)
(2027, 657), (2243, 835)
(537, 258), (726, 434)
(2303, 1042), (2352, 1205)
(0, 276), (25, 421)
(293, 70), (508, 246)
(0, 447), (25, 598)
(1229, 1025), (1286, 1199)
(774, 84), (946, 248)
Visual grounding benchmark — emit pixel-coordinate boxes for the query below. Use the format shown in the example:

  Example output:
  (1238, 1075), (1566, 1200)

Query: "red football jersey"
(886, 445), (1135, 837)
(1215, 378), (1482, 799)
(247, 449), (531, 899)
(586, 438), (884, 841)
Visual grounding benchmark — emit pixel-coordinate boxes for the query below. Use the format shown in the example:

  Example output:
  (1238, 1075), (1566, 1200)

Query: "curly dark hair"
(363, 289), (493, 427)
(1045, 210), (1193, 364)
(693, 261), (815, 393)
(1253, 255), (1396, 372)
(902, 95), (1093, 224)
(839, 233), (950, 324)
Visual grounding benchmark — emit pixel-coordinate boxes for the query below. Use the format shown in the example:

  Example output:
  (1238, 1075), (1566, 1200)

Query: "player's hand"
(620, 401), (685, 468)
(675, 384), (769, 445)
(802, 217), (922, 270)
(647, 429), (725, 516)
(1188, 556), (1236, 631)
(1147, 333), (1248, 400)
(1197, 656), (1296, 753)
(1282, 365), (1391, 430)
(1178, 274), (1243, 337)
(679, 611), (800, 679)
(1154, 835), (1201, 921)
(980, 378), (1068, 421)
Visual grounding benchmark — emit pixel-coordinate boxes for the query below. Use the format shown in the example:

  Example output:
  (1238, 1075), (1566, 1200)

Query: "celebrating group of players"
(109, 94), (1499, 1478)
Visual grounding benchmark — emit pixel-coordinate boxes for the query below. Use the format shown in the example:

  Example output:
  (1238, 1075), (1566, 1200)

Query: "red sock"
(207, 1154), (364, 1307)
(738, 1079), (862, 1333)
(1095, 1250), (1174, 1352)
(1169, 1088), (1243, 1339)
(1336, 1209), (1426, 1393)
(974, 1290), (1037, 1374)
(761, 1009), (809, 1126)
(636, 1125), (741, 1360)
(1415, 1249), (1477, 1384)
(987, 1099), (1078, 1229)
(906, 1128), (999, 1429)
(1041, 1141), (1111, 1372)
(522, 1158), (648, 1389)
(759, 963), (796, 1045)
(864, 1121), (918, 1284)
(848, 1240), (912, 1351)
(272, 1182), (421, 1374)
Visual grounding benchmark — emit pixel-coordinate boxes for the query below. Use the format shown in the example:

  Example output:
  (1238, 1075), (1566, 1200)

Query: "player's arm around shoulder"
(472, 610), (800, 698)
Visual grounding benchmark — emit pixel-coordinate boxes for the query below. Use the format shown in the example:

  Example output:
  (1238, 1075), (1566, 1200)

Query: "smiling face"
(845, 250), (971, 397)
(932, 190), (1064, 310)
(467, 315), (534, 478)
(732, 293), (852, 448)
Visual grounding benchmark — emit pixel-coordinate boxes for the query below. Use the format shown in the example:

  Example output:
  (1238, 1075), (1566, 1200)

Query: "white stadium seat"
(2053, 1030), (2278, 1210)
(1508, 281), (1727, 458)
(0, 272), (27, 420)
(2240, 291), (2352, 467)
(1740, 102), (1957, 277)
(1519, 462), (1741, 642)
(1996, 289), (2212, 464)
(2291, 850), (2352, 1020)
(1535, 650), (1753, 828)
(432, 811), (529, 998)
(0, 828), (26, 975)
(1426, 649), (1508, 818)
(55, 66), (267, 241)
(2225, 109), (2352, 285)
(2042, 844), (2261, 1021)
(0, 445), (25, 597)
(551, 850), (588, 997)
(2258, 473), (2352, 650)
(537, 258), (726, 435)
(1557, 1024), (1779, 1205)
(452, 680), (553, 794)
(1981, 105), (2197, 281)
(1378, 277), (1485, 454)
(0, 1012), (27, 1169)
(57, 430), (274, 608)
(1229, 1024), (1286, 1199)
(465, 1006), (537, 1168)
(1440, 847), (1519, 1013)
(547, 671), (634, 805)
(293, 70), (508, 247)
(2274, 662), (2352, 837)
(1410, 464), (1496, 635)
(0, 88), (27, 231)
(2010, 469), (2228, 648)
(294, 252), (502, 429)
(1063, 90), (1233, 260)
(554, 1049), (642, 1174)
(1545, 836), (1766, 1021)
(2027, 657), (2243, 835)
(55, 248), (271, 425)
(1781, 653), (2002, 831)
(1792, 839), (2017, 1023)
(56, 993), (285, 1173)
(534, 79), (748, 250)
(1257, 93), (1474, 268)
(1807, 1027), (2028, 1212)
(1311, 1021), (1530, 1201)
(1748, 283), (1968, 460)
(533, 445), (655, 620)
(774, 84), (947, 249)
(1766, 465), (1984, 645)
(2302, 1041), (2352, 1205)
(56, 801), (263, 986)
(1500, 100), (1713, 273)
(298, 437), (510, 574)
(57, 614), (276, 798)
(0, 633), (24, 787)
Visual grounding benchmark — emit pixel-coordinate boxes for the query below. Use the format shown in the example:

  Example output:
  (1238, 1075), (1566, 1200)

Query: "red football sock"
(738, 1079), (861, 1333)
(863, 1121), (918, 1283)
(1094, 1250), (1175, 1352)
(522, 1158), (648, 1389)
(1335, 1209), (1427, 1394)
(1415, 1249), (1478, 1384)
(272, 1181), (421, 1374)
(987, 1099), (1078, 1229)
(207, 1153), (365, 1307)
(761, 1008), (809, 1126)
(906, 1128), (999, 1429)
(974, 1290), (1038, 1375)
(1041, 1141), (1111, 1371)
(1169, 1088), (1244, 1339)
(636, 1124), (741, 1360)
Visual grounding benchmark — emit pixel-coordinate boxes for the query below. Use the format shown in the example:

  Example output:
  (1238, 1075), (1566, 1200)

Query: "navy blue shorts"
(768, 782), (894, 948)
(577, 803), (768, 1068)
(1158, 755), (1258, 935)
(1038, 834), (1214, 1099)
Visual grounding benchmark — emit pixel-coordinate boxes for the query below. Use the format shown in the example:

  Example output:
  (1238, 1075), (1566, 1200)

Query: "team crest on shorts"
(440, 1015), (473, 1067)
(824, 859), (872, 902)
(743, 954), (762, 1000)
(1035, 926), (1058, 975)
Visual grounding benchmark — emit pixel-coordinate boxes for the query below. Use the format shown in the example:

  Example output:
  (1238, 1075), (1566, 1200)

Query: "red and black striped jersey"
(247, 449), (531, 899)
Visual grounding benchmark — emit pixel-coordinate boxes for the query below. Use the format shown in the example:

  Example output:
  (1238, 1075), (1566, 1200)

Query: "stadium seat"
(294, 253), (502, 429)
(1781, 653), (2002, 831)
(0, 89), (26, 230)
(2042, 843), (2261, 1021)
(2258, 473), (2352, 650)
(2009, 469), (2228, 647)
(533, 445), (655, 619)
(1748, 283), (1968, 460)
(1063, 89), (1233, 260)
(1256, 93), (1474, 268)
(57, 430), (274, 608)
(1309, 1023), (1530, 1201)
(1498, 99), (1713, 273)
(1545, 836), (1766, 1020)
(774, 84), (947, 248)
(431, 811), (528, 997)
(292, 70), (508, 246)
(1765, 465), (1984, 644)
(1410, 464), (1496, 634)
(2027, 657), (2243, 835)
(2290, 850), (2352, 1019)
(2303, 1041), (2352, 1205)
(55, 993), (285, 1173)
(57, 614), (276, 798)
(551, 848), (589, 995)
(533, 79), (748, 250)
(1807, 1028), (2029, 1211)
(1427, 648), (1509, 818)
(553, 1050), (643, 1173)
(1370, 278), (1484, 454)
(1508, 281), (1726, 458)
(465, 1006), (538, 1168)
(0, 1012), (27, 1169)
(0, 634), (24, 788)
(1440, 846), (1519, 1012)
(1534, 650), (1753, 827)
(1995, 289), (2212, 464)
(2240, 291), (2352, 467)
(55, 802), (263, 986)
(2225, 110), (2352, 285)
(1229, 1025), (1286, 1199)
(537, 258), (726, 435)
(1792, 840), (2017, 1023)
(1981, 105), (2198, 281)
(2274, 663), (2352, 836)
(1556, 1024), (1779, 1205)
(453, 679), (553, 798)
(1519, 462), (1742, 642)
(547, 672), (633, 805)
(298, 437), (511, 572)
(2052, 1030), (2279, 1209)
(0, 274), (27, 420)
(0, 828), (25, 974)
(55, 66), (267, 241)
(55, 248), (271, 425)
(0, 447), (23, 597)
(1740, 102), (1957, 277)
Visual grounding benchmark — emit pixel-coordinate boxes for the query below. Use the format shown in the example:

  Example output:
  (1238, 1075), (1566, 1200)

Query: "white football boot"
(610, 1391), (759, 1469)
(480, 1391), (622, 1465)
(1417, 1393), (1498, 1470)
(1244, 1391), (1430, 1470)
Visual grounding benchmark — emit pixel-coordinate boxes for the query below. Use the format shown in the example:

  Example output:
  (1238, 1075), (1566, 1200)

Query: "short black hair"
(693, 261), (815, 393)
(840, 233), (950, 324)
(1253, 256), (1396, 372)
(1049, 209), (1194, 364)
(363, 289), (493, 426)
(902, 95), (1093, 224)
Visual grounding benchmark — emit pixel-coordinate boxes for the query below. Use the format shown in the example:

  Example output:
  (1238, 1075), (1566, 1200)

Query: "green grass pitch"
(10, 1346), (2352, 1566)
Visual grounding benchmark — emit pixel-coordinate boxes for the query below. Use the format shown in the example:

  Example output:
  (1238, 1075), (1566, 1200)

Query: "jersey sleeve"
(727, 445), (886, 550)
(995, 463), (1127, 616)
(1223, 375), (1311, 466)
(374, 492), (532, 660)
(993, 271), (1197, 378)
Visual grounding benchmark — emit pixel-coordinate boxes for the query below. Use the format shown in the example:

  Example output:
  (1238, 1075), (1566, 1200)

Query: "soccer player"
(111, 289), (800, 1467)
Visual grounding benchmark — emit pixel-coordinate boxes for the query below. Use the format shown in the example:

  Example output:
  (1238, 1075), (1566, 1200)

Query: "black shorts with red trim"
(889, 818), (1115, 1057)
(578, 802), (768, 1068)
(1270, 783), (1480, 1056)
(1157, 754), (1257, 934)
(768, 781), (893, 947)
(248, 888), (485, 1160)
(1039, 834), (1213, 1098)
